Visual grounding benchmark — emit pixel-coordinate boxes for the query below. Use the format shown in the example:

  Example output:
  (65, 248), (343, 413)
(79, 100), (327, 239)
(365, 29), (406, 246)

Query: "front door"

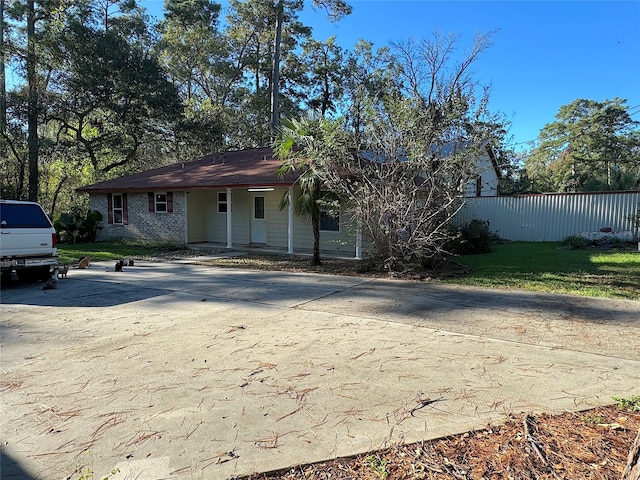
(251, 195), (266, 244)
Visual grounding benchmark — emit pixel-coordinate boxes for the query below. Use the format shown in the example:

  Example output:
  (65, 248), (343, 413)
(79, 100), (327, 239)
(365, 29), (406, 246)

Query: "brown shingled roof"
(77, 147), (296, 193)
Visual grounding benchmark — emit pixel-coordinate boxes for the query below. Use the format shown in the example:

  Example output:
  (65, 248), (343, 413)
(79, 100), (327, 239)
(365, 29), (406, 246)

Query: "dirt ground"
(189, 253), (640, 480)
(240, 405), (640, 480)
(193, 253), (470, 280)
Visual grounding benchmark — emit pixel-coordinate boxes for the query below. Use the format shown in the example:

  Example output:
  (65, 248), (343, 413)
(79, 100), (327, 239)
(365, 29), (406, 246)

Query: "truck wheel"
(16, 267), (51, 282)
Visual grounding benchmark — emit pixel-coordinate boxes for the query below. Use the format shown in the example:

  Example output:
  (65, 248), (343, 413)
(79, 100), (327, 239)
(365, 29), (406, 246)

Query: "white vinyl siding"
(265, 188), (289, 248)
(186, 190), (207, 243)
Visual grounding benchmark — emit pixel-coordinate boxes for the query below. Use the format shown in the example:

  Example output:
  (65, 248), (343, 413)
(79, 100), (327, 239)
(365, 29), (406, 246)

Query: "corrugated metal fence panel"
(456, 192), (640, 241)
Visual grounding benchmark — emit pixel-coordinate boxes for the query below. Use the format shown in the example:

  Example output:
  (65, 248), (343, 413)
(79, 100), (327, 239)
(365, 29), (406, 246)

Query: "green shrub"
(605, 237), (631, 249)
(559, 235), (590, 250)
(450, 219), (498, 255)
(55, 209), (103, 244)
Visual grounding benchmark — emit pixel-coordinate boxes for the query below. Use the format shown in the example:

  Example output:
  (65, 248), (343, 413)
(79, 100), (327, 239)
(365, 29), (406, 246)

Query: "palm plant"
(274, 117), (325, 266)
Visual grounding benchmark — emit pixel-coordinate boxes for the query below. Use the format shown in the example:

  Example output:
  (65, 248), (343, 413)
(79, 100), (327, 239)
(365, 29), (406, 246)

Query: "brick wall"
(89, 192), (187, 244)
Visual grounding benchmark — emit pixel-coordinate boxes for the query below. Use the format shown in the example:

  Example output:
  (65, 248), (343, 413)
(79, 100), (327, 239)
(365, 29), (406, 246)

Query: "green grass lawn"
(56, 241), (186, 265)
(448, 242), (640, 300)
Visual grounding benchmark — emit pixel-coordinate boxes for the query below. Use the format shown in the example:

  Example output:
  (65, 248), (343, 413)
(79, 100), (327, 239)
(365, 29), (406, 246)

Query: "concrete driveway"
(1, 259), (639, 480)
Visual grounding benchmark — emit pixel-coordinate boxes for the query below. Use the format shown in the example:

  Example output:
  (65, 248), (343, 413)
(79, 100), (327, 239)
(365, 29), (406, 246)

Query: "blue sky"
(142, 0), (640, 152)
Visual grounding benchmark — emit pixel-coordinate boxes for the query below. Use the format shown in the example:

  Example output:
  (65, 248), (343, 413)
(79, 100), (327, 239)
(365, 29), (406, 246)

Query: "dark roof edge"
(76, 181), (296, 194)
(485, 145), (502, 179)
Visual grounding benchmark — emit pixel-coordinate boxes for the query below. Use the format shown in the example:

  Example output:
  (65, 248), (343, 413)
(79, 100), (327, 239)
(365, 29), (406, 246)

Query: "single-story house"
(77, 146), (501, 257)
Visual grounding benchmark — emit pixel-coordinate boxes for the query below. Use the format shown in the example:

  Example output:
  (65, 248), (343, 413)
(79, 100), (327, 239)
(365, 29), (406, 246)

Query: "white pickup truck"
(1, 199), (58, 282)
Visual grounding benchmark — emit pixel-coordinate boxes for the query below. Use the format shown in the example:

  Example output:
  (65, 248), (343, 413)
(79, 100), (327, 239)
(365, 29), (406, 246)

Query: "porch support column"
(287, 186), (294, 254)
(184, 191), (189, 246)
(226, 187), (232, 249)
(355, 218), (362, 259)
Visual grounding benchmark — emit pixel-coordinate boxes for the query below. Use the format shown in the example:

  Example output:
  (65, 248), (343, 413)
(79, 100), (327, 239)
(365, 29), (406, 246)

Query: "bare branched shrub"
(325, 31), (500, 270)
(276, 30), (503, 271)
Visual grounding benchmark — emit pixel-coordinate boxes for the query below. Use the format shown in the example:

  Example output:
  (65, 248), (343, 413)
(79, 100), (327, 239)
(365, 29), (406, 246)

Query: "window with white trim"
(155, 193), (168, 212)
(218, 191), (228, 213)
(112, 193), (124, 224)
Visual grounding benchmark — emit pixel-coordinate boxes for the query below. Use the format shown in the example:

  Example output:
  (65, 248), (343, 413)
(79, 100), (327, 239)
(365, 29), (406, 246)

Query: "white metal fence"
(456, 191), (640, 241)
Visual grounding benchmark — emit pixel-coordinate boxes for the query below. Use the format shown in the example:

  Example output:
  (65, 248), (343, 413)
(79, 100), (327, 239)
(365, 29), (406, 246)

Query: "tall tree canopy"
(53, 18), (183, 174)
(268, 0), (351, 134)
(154, 0), (227, 158)
(1, 0), (514, 243)
(1, 0), (182, 213)
(526, 98), (640, 192)
(1, 0), (355, 214)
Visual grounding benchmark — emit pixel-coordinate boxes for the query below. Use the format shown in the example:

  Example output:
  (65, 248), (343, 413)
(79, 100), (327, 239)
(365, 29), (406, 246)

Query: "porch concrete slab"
(1, 262), (639, 480)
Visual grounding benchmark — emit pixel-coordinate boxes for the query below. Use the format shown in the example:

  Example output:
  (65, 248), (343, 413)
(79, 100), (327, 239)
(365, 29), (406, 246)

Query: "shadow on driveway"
(322, 280), (640, 325)
(1, 450), (37, 480)
(2, 261), (639, 326)
(0, 277), (166, 307)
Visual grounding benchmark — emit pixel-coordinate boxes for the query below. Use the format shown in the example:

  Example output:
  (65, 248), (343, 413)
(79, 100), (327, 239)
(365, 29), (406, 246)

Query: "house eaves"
(486, 146), (502, 179)
(76, 147), (296, 193)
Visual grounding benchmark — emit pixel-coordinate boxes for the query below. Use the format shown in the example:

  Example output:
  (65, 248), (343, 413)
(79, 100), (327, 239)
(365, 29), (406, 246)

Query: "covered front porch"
(185, 186), (362, 258)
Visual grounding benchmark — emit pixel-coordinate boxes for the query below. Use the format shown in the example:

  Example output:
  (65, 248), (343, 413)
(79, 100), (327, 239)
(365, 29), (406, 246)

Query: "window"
(319, 192), (339, 232)
(149, 192), (173, 213)
(108, 193), (128, 224)
(148, 192), (173, 213)
(0, 203), (52, 228)
(218, 191), (228, 213)
(155, 193), (168, 212)
(475, 176), (482, 197)
(253, 196), (265, 219)
(320, 211), (340, 232)
(112, 194), (124, 224)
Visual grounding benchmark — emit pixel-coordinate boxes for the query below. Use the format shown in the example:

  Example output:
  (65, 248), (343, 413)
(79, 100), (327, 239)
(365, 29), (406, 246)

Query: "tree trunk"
(27, 0), (39, 202)
(49, 175), (68, 219)
(17, 161), (25, 199)
(0, 0), (6, 134)
(270, 0), (283, 138)
(311, 180), (321, 266)
(622, 427), (640, 480)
